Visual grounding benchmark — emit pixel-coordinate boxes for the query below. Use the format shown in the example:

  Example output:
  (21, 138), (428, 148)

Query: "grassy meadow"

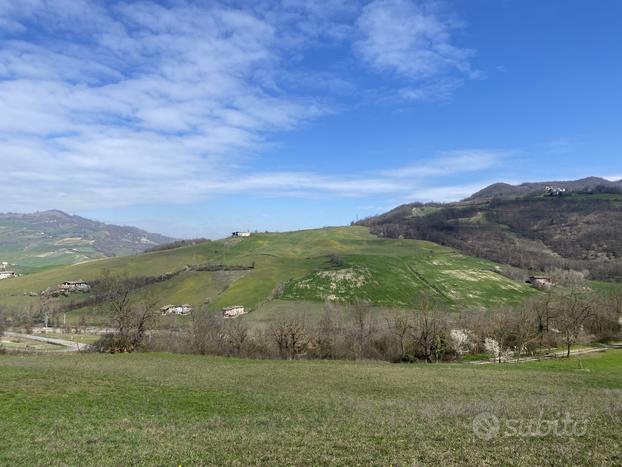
(0, 350), (620, 465)
(0, 226), (537, 326)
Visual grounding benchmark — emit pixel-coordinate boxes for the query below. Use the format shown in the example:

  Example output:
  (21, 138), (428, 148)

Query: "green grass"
(0, 350), (620, 465)
(0, 226), (538, 324)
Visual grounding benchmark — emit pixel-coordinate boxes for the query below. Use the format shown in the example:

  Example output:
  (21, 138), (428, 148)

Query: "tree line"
(1, 272), (620, 361)
(89, 275), (621, 361)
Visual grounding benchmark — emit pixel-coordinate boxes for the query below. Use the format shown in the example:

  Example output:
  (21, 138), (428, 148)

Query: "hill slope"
(466, 176), (622, 201)
(0, 226), (536, 324)
(0, 210), (173, 271)
(358, 178), (622, 280)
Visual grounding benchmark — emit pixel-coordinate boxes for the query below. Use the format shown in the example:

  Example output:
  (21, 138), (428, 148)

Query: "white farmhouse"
(59, 280), (91, 292)
(0, 271), (16, 280)
(161, 304), (193, 316)
(222, 305), (246, 318)
(232, 231), (251, 238)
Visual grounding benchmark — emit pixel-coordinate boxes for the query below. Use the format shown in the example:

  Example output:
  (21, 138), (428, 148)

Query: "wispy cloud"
(382, 150), (504, 178)
(0, 0), (483, 213)
(355, 0), (476, 100)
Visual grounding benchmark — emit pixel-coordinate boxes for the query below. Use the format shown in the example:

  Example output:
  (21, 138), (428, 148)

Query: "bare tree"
(270, 319), (310, 360)
(192, 310), (225, 355)
(553, 288), (593, 357)
(487, 308), (515, 363)
(225, 318), (249, 356)
(528, 294), (556, 358)
(386, 311), (411, 361)
(508, 304), (539, 361)
(586, 290), (622, 341)
(95, 271), (158, 353)
(409, 294), (446, 362)
(349, 300), (375, 359)
(316, 308), (339, 359)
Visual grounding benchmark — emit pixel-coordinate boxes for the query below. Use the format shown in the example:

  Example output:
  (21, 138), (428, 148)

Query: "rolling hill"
(358, 177), (622, 281)
(0, 226), (537, 325)
(0, 210), (173, 272)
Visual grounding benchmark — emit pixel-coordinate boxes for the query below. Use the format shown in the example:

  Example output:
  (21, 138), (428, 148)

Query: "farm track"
(3, 331), (91, 352)
(468, 345), (621, 364)
(404, 262), (451, 301)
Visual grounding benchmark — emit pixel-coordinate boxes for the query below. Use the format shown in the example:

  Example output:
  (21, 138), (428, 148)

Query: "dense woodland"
(358, 194), (622, 281)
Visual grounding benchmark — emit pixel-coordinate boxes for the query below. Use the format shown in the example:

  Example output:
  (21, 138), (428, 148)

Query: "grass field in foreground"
(0, 351), (620, 465)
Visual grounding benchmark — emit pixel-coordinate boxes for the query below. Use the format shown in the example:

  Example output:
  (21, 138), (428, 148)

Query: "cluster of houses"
(158, 304), (246, 318)
(41, 280), (91, 297)
(544, 186), (567, 197)
(231, 231), (251, 238)
(59, 280), (91, 292)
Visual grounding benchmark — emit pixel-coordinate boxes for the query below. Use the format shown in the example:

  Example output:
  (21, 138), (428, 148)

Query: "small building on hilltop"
(527, 276), (554, 289)
(232, 231), (251, 238)
(59, 280), (91, 292)
(222, 305), (246, 318)
(0, 271), (16, 280)
(544, 186), (567, 197)
(161, 304), (193, 316)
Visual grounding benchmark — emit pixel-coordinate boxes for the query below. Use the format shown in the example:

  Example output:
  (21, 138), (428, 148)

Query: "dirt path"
(3, 332), (91, 352)
(467, 346), (622, 364)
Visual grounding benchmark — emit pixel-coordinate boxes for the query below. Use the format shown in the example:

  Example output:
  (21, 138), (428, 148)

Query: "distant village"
(544, 186), (567, 197)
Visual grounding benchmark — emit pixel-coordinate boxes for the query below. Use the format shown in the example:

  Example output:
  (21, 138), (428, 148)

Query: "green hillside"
(358, 178), (622, 281)
(0, 210), (173, 272)
(0, 226), (537, 323)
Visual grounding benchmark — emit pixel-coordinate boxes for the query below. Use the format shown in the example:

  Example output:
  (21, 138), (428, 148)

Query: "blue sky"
(1, 0), (621, 239)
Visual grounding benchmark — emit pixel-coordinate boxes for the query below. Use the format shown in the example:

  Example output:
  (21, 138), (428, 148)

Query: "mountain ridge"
(0, 210), (174, 271)
(466, 177), (622, 201)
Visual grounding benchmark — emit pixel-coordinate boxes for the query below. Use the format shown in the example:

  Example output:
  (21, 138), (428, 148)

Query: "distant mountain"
(357, 177), (622, 281)
(467, 177), (622, 201)
(0, 210), (174, 271)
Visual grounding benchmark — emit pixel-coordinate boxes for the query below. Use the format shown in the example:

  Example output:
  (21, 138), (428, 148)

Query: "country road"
(3, 332), (91, 352)
(468, 345), (622, 364)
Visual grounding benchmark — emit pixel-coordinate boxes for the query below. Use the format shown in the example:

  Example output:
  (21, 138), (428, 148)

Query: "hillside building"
(0, 271), (17, 280)
(161, 304), (193, 316)
(544, 186), (567, 197)
(59, 280), (91, 292)
(232, 231), (251, 238)
(526, 276), (554, 289)
(222, 305), (246, 318)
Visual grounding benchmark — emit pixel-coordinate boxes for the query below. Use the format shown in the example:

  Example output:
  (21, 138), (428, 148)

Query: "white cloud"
(355, 0), (474, 81)
(0, 0), (483, 214)
(382, 150), (504, 178)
